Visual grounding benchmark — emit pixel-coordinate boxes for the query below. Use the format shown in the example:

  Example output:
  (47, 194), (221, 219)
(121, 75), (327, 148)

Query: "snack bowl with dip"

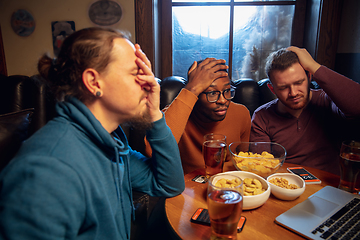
(226, 170), (271, 210)
(229, 142), (287, 178)
(266, 173), (306, 200)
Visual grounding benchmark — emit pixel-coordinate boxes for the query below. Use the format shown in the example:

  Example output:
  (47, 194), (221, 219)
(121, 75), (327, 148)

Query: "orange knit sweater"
(145, 89), (251, 174)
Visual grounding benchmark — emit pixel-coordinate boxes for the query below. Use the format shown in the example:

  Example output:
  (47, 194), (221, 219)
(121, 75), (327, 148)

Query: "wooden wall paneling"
(0, 25), (7, 76)
(153, 0), (160, 78)
(159, 0), (172, 79)
(135, 0), (156, 73)
(291, 0), (307, 47)
(316, 0), (343, 69)
(303, 0), (343, 69)
(303, 0), (321, 59)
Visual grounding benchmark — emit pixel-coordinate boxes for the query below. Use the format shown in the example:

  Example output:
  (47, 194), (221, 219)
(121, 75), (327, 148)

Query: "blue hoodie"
(0, 97), (185, 240)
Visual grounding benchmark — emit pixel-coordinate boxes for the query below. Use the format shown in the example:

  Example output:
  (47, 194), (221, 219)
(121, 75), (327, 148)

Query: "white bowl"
(226, 171), (270, 210)
(266, 173), (306, 200)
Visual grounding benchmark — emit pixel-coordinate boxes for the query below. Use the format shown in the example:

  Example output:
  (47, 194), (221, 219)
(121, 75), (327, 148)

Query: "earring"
(96, 91), (101, 97)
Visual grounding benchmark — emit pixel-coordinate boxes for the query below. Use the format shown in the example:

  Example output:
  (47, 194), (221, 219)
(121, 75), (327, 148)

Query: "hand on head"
(134, 44), (162, 122)
(185, 58), (229, 96)
(287, 46), (321, 74)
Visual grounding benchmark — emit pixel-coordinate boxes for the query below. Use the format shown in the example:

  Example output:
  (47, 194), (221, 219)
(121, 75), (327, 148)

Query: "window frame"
(172, 0), (299, 80)
(135, 0), (342, 80)
(159, 0), (306, 79)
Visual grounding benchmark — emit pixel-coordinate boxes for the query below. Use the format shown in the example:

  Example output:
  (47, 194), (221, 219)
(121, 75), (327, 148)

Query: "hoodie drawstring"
(114, 146), (134, 239)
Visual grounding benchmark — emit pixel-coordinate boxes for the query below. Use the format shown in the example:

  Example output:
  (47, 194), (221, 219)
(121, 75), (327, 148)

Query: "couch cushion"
(159, 76), (186, 109)
(257, 78), (277, 106)
(232, 79), (262, 116)
(0, 108), (33, 171)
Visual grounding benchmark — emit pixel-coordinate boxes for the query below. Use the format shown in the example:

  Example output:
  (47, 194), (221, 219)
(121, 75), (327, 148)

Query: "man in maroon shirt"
(250, 46), (360, 175)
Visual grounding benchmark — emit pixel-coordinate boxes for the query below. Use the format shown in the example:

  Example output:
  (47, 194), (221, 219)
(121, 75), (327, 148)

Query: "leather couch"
(159, 76), (277, 115)
(0, 74), (56, 170)
(157, 75), (320, 116)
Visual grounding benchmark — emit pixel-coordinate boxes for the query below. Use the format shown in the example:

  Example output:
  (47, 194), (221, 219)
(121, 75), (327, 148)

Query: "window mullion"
(229, 0), (234, 80)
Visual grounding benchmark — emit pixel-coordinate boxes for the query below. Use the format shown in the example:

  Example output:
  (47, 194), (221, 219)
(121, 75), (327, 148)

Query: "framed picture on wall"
(88, 0), (122, 26)
(11, 9), (35, 37)
(52, 21), (75, 57)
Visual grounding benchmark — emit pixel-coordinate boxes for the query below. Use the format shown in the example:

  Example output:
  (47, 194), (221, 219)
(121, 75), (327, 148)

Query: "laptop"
(275, 186), (360, 240)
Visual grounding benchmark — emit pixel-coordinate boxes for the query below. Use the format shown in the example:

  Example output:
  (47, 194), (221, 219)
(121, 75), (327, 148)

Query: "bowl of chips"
(229, 142), (287, 178)
(266, 173), (305, 200)
(223, 171), (271, 210)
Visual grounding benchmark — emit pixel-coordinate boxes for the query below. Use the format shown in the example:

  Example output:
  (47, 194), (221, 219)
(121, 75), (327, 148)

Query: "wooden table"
(165, 162), (340, 240)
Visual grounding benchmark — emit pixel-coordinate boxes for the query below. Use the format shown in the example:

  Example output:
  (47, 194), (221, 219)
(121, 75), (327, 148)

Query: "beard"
(283, 96), (307, 110)
(285, 87), (311, 110)
(279, 81), (311, 111)
(123, 109), (153, 131)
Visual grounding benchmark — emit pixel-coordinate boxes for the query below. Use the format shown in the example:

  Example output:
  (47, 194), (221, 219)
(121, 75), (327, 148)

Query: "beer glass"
(207, 173), (243, 240)
(203, 133), (227, 179)
(338, 140), (360, 194)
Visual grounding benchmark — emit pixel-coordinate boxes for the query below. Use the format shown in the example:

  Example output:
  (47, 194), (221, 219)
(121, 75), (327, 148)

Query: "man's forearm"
(145, 116), (185, 196)
(313, 66), (360, 117)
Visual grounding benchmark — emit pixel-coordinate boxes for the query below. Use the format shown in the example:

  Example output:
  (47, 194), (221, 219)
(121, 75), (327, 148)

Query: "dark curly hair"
(185, 59), (228, 84)
(38, 27), (129, 102)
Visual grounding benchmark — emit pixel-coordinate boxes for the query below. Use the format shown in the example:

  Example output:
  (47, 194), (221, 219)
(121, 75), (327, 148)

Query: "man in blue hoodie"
(0, 27), (185, 240)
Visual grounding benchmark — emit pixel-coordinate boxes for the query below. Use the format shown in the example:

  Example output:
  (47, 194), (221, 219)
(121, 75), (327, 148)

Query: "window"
(171, 0), (296, 81)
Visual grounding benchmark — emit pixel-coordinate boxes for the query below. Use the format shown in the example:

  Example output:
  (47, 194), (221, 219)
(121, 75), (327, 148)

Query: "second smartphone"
(190, 208), (246, 232)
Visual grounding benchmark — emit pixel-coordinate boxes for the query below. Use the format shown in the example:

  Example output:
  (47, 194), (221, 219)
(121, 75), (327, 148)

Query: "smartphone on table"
(190, 208), (246, 232)
(287, 167), (321, 184)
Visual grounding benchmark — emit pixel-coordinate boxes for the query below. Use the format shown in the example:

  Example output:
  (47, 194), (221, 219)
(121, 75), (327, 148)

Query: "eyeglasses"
(201, 86), (236, 103)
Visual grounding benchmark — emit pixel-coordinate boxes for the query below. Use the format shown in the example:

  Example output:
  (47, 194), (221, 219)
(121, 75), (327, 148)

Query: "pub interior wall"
(334, 0), (360, 83)
(0, 0), (359, 83)
(0, 0), (135, 76)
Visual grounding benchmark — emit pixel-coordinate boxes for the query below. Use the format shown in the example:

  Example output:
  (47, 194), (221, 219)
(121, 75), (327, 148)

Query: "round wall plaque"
(11, 9), (35, 37)
(88, 0), (122, 26)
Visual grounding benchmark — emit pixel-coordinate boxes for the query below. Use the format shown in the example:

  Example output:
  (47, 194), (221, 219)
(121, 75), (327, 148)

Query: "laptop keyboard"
(311, 198), (360, 240)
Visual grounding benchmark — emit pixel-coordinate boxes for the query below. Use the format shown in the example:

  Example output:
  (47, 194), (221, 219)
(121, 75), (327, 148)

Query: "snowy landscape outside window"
(172, 0), (295, 81)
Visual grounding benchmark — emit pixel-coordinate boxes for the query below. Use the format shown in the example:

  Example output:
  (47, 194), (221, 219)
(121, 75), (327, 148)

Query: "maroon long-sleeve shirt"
(250, 66), (360, 175)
